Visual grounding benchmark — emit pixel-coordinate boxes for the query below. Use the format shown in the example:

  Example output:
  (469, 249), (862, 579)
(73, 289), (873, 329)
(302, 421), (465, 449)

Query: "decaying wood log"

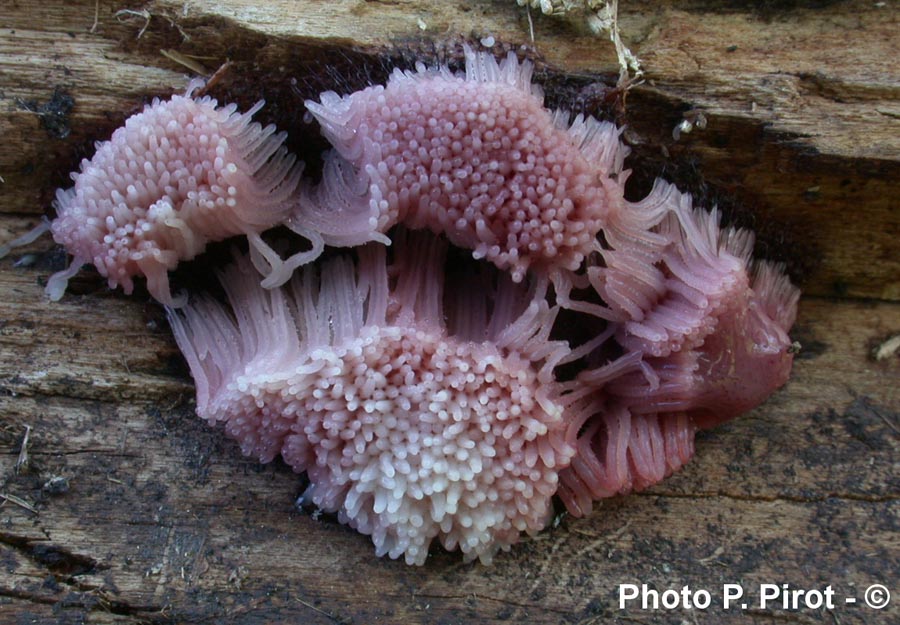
(0, 1), (897, 624)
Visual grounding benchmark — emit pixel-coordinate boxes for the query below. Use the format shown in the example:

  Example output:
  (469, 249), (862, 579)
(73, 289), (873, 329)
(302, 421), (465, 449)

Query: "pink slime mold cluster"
(2, 46), (800, 564)
(0, 80), (321, 305)
(169, 231), (599, 564)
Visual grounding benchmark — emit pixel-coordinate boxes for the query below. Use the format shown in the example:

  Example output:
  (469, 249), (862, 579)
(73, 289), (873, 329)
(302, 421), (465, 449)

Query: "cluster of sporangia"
(3, 47), (799, 565)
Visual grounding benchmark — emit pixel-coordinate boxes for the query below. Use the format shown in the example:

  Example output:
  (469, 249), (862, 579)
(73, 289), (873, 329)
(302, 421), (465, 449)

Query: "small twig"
(0, 492), (38, 514)
(202, 61), (232, 94)
(160, 49), (210, 76)
(697, 545), (725, 564)
(871, 405), (900, 437)
(296, 597), (350, 624)
(588, 0), (643, 89)
(872, 333), (900, 361)
(526, 4), (535, 44)
(163, 393), (186, 412)
(90, 0), (100, 33)
(829, 605), (842, 625)
(15, 425), (31, 474)
(115, 8), (152, 39)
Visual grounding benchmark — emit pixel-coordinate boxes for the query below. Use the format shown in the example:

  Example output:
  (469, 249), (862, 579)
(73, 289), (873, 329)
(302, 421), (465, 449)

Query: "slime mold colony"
(2, 47), (799, 565)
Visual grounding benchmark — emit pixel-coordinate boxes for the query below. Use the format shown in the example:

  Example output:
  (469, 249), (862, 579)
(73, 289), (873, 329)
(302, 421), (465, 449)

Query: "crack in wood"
(0, 586), (170, 622)
(0, 2), (897, 624)
(0, 532), (170, 622)
(637, 491), (899, 504)
(0, 531), (103, 577)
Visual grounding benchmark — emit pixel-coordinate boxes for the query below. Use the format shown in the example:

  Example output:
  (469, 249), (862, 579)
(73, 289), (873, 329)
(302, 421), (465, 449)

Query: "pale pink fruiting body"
(606, 260), (800, 429)
(168, 232), (586, 564)
(0, 45), (806, 565)
(557, 205), (800, 515)
(557, 406), (696, 517)
(154, 48), (802, 559)
(300, 46), (629, 293)
(47, 82), (318, 305)
(590, 181), (756, 357)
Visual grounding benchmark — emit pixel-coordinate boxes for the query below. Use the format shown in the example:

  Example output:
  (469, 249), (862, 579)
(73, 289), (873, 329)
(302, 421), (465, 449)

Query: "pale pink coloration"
(166, 256), (307, 462)
(0, 219), (52, 259)
(599, 259), (800, 428)
(557, 256), (799, 515)
(557, 406), (696, 517)
(299, 46), (629, 300)
(45, 81), (320, 305)
(585, 181), (754, 354)
(608, 263), (799, 428)
(168, 232), (591, 565)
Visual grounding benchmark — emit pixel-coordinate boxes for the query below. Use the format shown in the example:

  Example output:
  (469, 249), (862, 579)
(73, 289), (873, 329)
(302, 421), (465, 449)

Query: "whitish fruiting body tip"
(45, 81), (314, 305)
(298, 46), (631, 299)
(167, 231), (585, 564)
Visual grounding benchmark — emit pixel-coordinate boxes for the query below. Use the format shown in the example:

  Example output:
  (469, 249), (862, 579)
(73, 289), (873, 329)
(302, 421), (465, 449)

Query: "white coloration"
(516, 0), (601, 15)
(168, 232), (579, 565)
(673, 119), (694, 140)
(516, 0), (642, 85)
(589, 0), (643, 84)
(47, 80), (318, 305)
(0, 219), (51, 259)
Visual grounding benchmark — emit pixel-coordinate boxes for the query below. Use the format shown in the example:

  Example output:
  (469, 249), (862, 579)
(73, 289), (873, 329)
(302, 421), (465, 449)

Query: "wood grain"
(1, 261), (897, 623)
(2, 0), (897, 298)
(0, 1), (898, 623)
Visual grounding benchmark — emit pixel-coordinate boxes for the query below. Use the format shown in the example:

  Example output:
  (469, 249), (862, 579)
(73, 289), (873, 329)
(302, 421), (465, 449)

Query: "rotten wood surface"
(0, 1), (898, 624)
